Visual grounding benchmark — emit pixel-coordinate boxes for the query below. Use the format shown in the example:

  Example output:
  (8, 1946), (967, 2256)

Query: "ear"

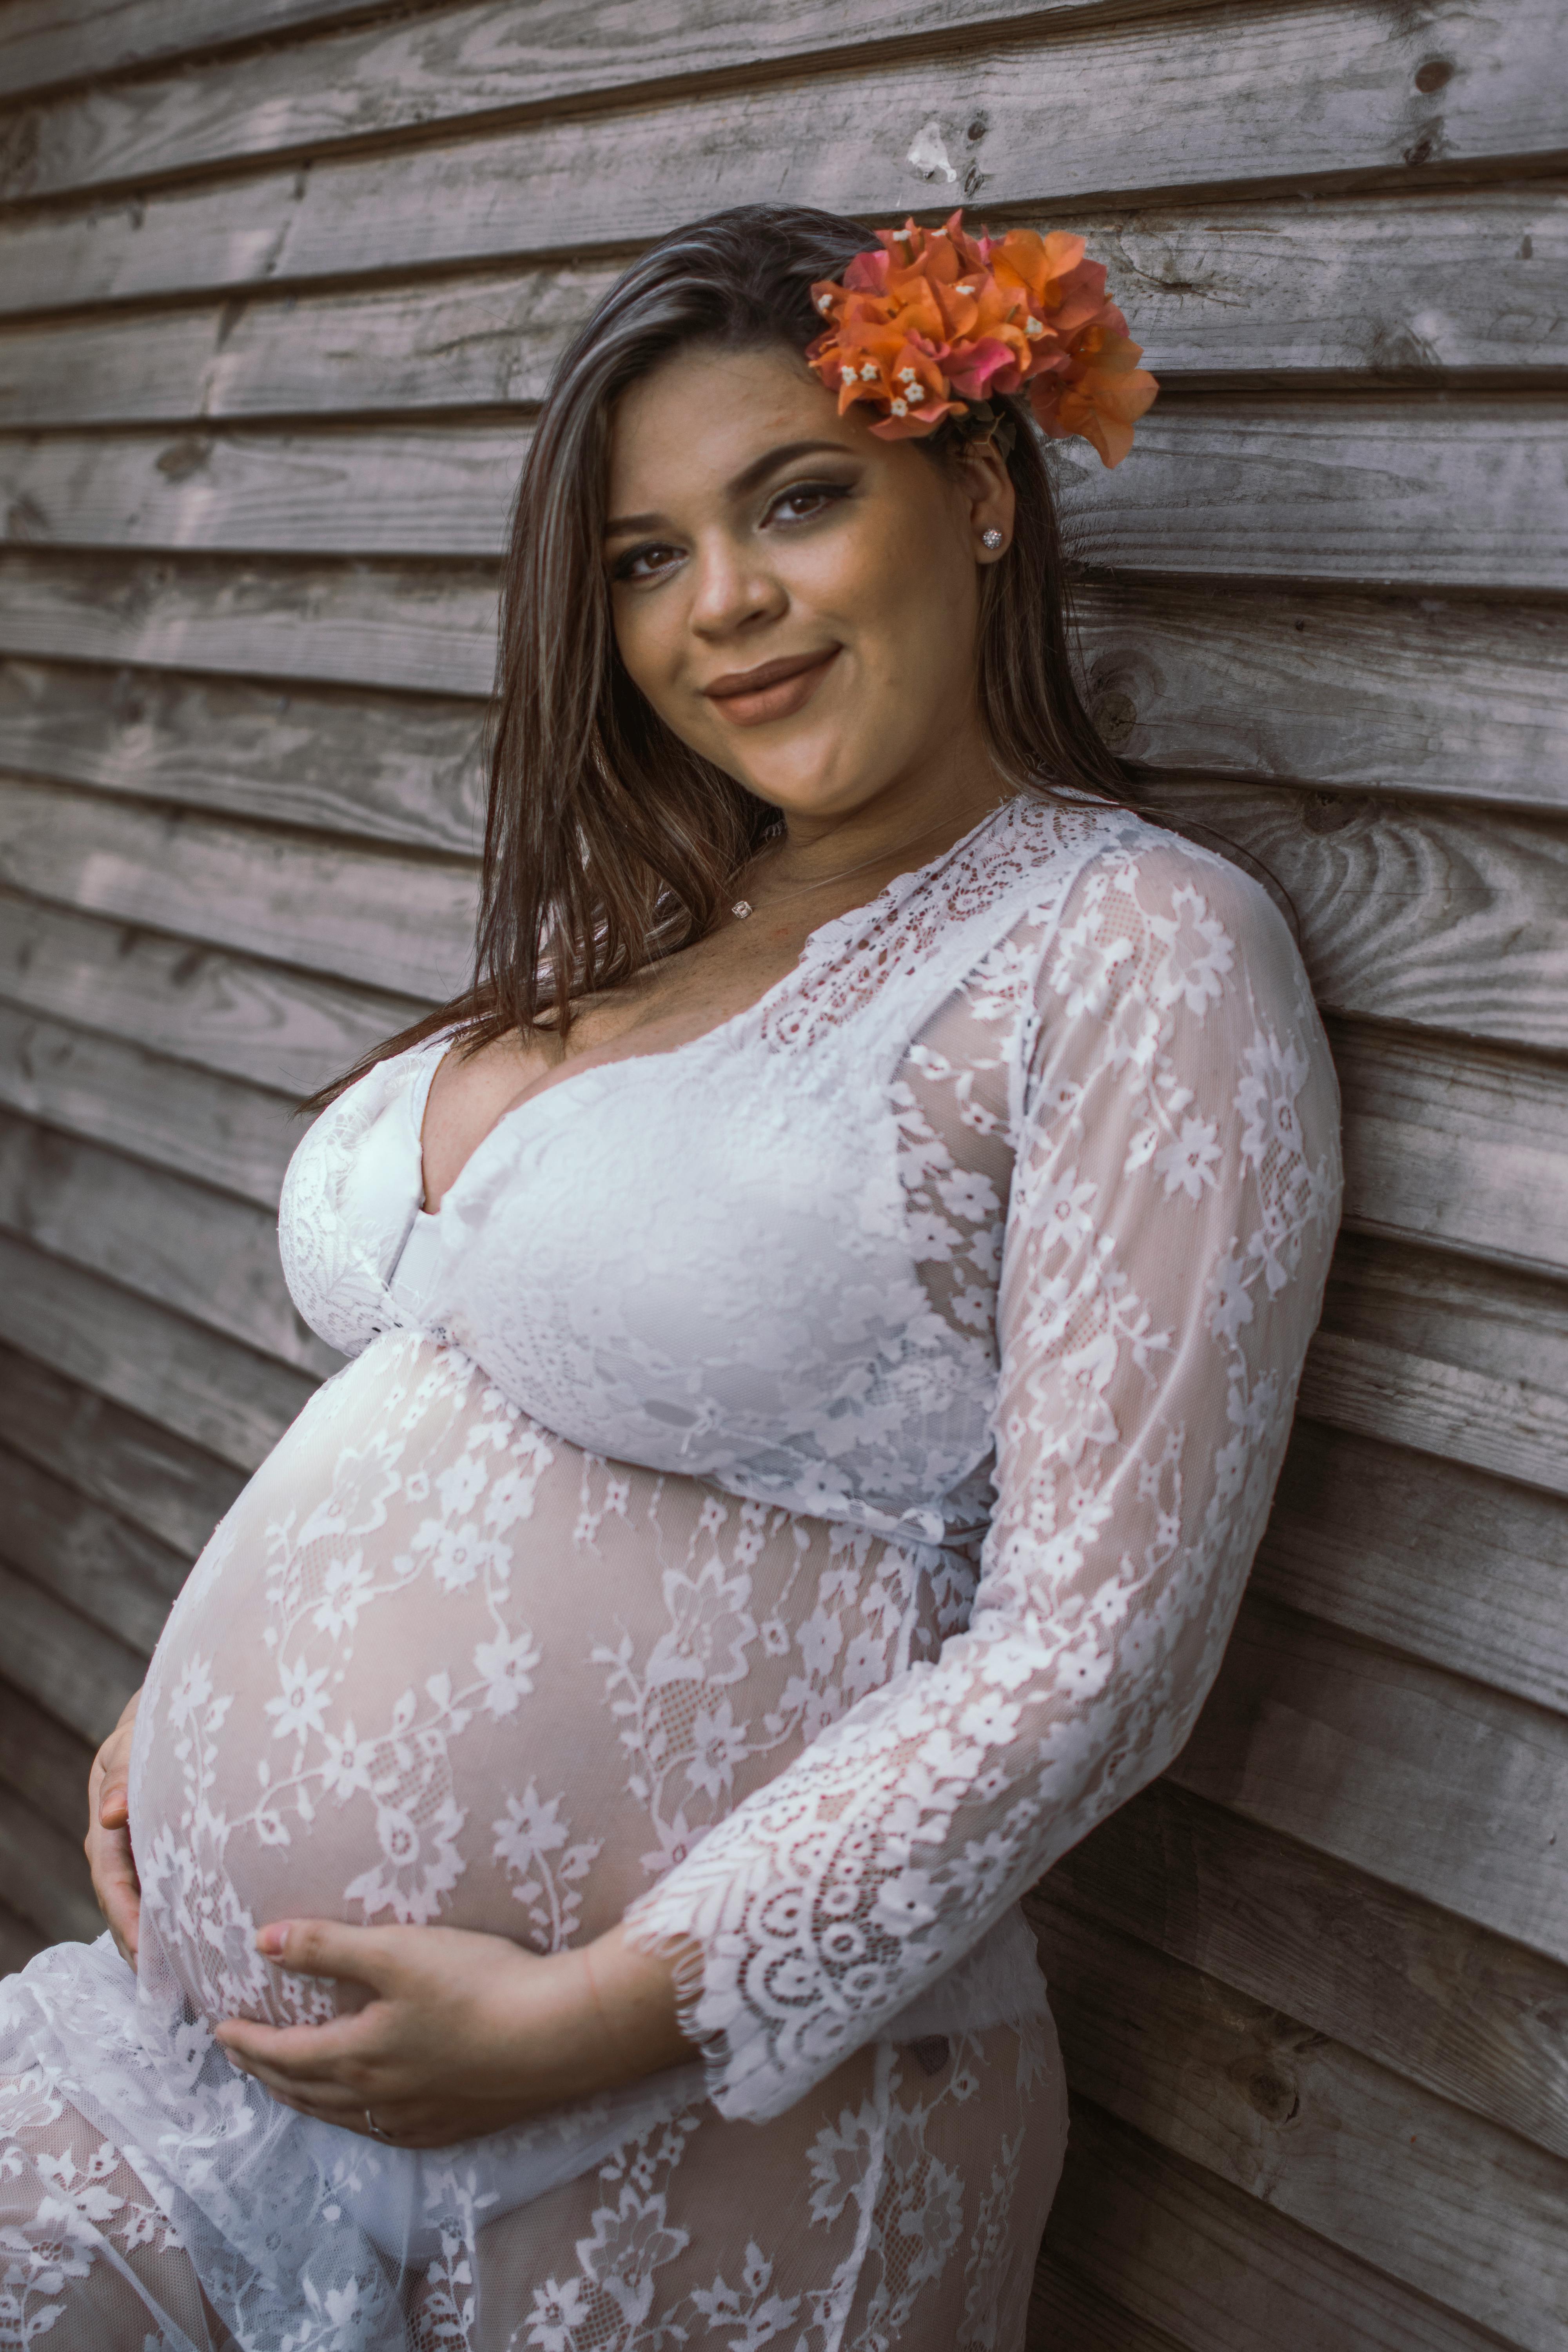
(957, 436), (1018, 563)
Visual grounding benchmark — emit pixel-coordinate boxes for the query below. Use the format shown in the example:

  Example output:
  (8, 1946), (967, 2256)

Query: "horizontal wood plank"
(0, 1556), (145, 1747)
(0, 1108), (338, 1375)
(0, 772), (477, 1001)
(1029, 2249), (1189, 2352)
(0, 1339), (242, 1559)
(1333, 1022), (1568, 1279)
(0, 1439), (184, 1656)
(1258, 1417), (1568, 1717)
(1175, 1593), (1568, 1968)
(0, 1901), (47, 1974)
(2, 188), (1561, 432)
(1044, 2097), (1519, 2352)
(0, 0), (385, 102)
(1038, 1778), (1568, 2161)
(0, 0), (1560, 319)
(1034, 1896), (1568, 2351)
(0, 1677), (98, 1842)
(0, 656), (485, 851)
(5, 401), (1564, 595)
(4, 554), (1561, 812)
(0, 998), (302, 1206)
(0, 0), (1210, 202)
(0, 1228), (313, 1470)
(0, 1777), (102, 1945)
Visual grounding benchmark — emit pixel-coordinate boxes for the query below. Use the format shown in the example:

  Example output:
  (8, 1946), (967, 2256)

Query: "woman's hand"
(85, 1688), (143, 1966)
(214, 1916), (693, 2149)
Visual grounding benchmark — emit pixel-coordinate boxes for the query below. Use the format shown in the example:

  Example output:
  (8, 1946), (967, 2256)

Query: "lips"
(702, 647), (839, 726)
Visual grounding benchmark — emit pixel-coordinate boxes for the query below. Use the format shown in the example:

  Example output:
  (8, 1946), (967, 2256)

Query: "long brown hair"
(304, 202), (1136, 1110)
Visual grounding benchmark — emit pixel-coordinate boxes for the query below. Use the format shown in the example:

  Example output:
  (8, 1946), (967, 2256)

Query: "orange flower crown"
(806, 210), (1157, 469)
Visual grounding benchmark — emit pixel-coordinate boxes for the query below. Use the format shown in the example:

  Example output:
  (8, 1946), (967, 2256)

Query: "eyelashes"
(610, 478), (855, 583)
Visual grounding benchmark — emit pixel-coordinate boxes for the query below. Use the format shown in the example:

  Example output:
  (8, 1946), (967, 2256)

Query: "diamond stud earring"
(981, 527), (1005, 550)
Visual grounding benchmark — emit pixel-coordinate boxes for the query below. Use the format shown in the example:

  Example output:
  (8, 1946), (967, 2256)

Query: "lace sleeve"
(622, 839), (1343, 2121)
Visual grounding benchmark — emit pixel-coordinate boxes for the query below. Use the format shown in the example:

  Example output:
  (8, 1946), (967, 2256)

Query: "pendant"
(731, 900), (753, 920)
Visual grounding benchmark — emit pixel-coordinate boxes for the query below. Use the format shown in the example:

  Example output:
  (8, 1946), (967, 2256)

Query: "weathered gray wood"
(0, 1901), (46, 1973)
(0, 887), (419, 1097)
(4, 555), (1561, 813)
(0, 0), (1212, 201)
(0, 773), (477, 1001)
(0, 1677), (98, 1842)
(1034, 1896), (1568, 2351)
(1158, 786), (1568, 1051)
(1334, 1022), (1568, 1279)
(1259, 1417), (1568, 1717)
(0, 0), (385, 101)
(0, 1339), (242, 1559)
(0, 1557), (144, 1746)
(0, 999), (302, 1207)
(1044, 2098), (1520, 2352)
(4, 189), (1561, 433)
(1175, 1593), (1568, 1969)
(0, 1108), (339, 1376)
(6, 403), (1562, 595)
(0, 1229), (312, 1471)
(0, 657), (485, 851)
(0, 1778), (102, 1945)
(1039, 1778), (1568, 2161)
(0, 0), (1559, 319)
(0, 1439), (184, 1657)
(1029, 2250), (1189, 2352)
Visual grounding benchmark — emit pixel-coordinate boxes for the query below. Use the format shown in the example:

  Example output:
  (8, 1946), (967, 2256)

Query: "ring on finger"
(365, 2108), (393, 2143)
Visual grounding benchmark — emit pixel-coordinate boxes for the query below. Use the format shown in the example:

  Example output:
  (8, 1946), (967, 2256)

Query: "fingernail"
(256, 1923), (290, 1958)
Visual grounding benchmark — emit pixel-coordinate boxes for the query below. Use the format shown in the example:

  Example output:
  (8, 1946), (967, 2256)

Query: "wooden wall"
(0, 1), (1564, 2342)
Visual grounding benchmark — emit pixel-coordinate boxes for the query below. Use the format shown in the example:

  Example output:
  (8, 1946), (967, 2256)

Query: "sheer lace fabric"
(0, 796), (1339, 2348)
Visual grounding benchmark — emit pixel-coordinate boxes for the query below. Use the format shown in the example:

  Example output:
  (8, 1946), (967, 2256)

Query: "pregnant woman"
(0, 205), (1339, 2350)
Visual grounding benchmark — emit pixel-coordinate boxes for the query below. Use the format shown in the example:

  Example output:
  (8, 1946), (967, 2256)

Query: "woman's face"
(604, 340), (1014, 832)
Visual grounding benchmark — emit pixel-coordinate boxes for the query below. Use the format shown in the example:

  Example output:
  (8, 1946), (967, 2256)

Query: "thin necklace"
(729, 811), (985, 922)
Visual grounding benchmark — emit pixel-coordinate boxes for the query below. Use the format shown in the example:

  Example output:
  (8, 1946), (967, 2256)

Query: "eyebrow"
(603, 438), (852, 539)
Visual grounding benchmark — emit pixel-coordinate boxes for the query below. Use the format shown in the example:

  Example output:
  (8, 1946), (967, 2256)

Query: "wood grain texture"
(0, 1229), (312, 1472)
(1044, 2098), (1521, 2352)
(0, 1109), (338, 1376)
(0, 657), (485, 852)
(0, 1902), (46, 1974)
(1333, 1021), (1568, 1277)
(0, 887), (419, 1098)
(0, 1557), (145, 1746)
(0, 0), (1220, 201)
(0, 1777), (102, 1944)
(0, 0), (386, 101)
(1258, 1417), (1568, 1716)
(4, 554), (1561, 811)
(2, 188), (1561, 432)
(1038, 1779), (1568, 2160)
(0, 0), (1558, 319)
(0, 1339), (242, 1559)
(1159, 787), (1568, 1051)
(0, 772), (478, 1001)
(0, 999), (302, 1207)
(0, 1439), (184, 1657)
(1028, 2249), (1190, 2352)
(6, 400), (1563, 595)
(1175, 1593), (1568, 1968)
(1034, 1896), (1568, 2351)
(0, 1679), (97, 1843)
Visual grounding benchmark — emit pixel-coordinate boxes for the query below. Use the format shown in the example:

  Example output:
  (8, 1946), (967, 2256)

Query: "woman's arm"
(86, 1685), (142, 1965)
(617, 840), (1343, 2120)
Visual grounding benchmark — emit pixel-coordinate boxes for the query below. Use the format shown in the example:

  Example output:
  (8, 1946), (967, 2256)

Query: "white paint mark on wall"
(906, 118), (957, 183)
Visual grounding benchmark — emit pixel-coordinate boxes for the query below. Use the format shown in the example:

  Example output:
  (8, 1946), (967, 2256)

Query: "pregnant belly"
(130, 1329), (971, 2029)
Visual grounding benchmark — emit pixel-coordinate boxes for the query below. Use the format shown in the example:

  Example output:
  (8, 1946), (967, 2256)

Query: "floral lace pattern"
(0, 797), (1339, 2347)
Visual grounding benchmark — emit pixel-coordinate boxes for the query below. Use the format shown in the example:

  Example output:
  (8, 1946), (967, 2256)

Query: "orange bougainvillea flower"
(805, 210), (1157, 467)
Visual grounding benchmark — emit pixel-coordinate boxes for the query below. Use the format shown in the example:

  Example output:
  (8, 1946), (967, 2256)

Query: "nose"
(688, 529), (785, 640)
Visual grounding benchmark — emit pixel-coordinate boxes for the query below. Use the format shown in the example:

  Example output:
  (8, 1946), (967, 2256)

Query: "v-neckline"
(414, 798), (1018, 1220)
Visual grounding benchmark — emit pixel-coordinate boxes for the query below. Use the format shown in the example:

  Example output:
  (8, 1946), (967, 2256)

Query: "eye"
(612, 539), (684, 584)
(764, 479), (853, 527)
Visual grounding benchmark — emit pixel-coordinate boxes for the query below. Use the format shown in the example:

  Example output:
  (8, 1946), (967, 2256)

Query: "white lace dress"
(0, 796), (1340, 2352)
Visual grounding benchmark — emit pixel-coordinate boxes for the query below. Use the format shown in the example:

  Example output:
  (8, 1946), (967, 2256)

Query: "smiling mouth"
(702, 647), (839, 725)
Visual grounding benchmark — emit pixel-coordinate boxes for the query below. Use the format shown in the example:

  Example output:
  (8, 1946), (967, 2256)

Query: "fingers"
(85, 1815), (141, 1966)
(253, 1916), (397, 1989)
(216, 2011), (372, 2080)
